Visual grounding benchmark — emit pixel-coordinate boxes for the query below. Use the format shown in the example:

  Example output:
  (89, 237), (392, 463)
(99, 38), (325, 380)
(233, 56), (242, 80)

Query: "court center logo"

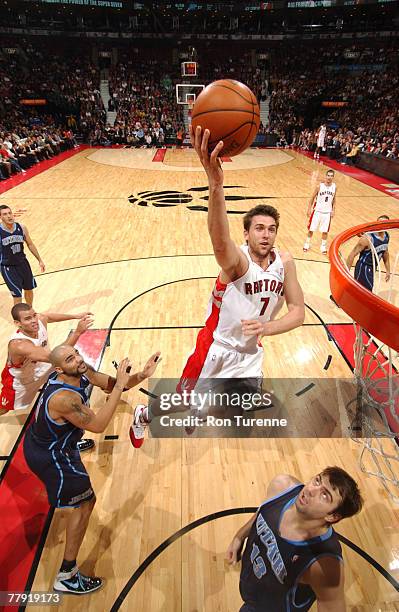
(128, 186), (274, 213)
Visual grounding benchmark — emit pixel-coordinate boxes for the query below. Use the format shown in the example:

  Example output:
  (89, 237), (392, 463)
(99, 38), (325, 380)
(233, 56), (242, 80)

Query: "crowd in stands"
(0, 128), (78, 180)
(99, 58), (185, 147)
(268, 41), (398, 162)
(0, 37), (397, 168)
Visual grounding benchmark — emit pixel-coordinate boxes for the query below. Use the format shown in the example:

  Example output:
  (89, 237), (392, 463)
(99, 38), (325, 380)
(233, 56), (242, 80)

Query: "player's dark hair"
(243, 205), (280, 232)
(322, 466), (363, 520)
(377, 214), (389, 221)
(0, 204), (11, 213)
(326, 169), (335, 176)
(11, 303), (32, 322)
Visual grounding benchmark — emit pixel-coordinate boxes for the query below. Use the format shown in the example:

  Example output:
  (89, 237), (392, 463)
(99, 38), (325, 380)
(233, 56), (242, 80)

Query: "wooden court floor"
(1, 147), (398, 610)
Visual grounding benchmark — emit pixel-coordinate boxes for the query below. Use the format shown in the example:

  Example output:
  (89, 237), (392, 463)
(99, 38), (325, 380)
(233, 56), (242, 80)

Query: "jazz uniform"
(178, 245), (284, 393)
(307, 181), (336, 234)
(0, 320), (52, 411)
(354, 231), (389, 291)
(0, 221), (37, 298)
(23, 373), (94, 508)
(240, 484), (342, 612)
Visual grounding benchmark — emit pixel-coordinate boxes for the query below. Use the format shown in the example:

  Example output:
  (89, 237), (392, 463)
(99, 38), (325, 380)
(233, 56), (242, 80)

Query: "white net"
(343, 229), (399, 503)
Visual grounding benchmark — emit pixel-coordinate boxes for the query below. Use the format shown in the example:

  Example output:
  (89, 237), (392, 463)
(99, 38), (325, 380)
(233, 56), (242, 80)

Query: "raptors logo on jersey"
(314, 182), (336, 213)
(211, 245), (284, 353)
(178, 245), (285, 392)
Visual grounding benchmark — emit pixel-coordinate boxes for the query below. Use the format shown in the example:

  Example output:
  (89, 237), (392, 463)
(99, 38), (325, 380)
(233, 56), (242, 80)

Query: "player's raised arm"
(191, 125), (247, 281)
(52, 359), (132, 433)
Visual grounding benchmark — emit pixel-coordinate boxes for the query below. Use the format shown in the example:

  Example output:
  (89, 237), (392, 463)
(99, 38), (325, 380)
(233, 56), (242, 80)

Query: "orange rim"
(329, 219), (399, 352)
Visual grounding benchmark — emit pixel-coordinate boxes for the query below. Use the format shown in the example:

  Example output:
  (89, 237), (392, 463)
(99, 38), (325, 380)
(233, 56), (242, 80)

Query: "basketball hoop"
(330, 219), (399, 503)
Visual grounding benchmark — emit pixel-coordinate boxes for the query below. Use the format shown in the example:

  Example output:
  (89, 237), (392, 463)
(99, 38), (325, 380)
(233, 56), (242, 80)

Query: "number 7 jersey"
(210, 245), (284, 353)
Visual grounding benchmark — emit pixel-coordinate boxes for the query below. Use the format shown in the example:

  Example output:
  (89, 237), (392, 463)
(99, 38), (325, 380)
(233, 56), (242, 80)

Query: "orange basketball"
(191, 79), (260, 157)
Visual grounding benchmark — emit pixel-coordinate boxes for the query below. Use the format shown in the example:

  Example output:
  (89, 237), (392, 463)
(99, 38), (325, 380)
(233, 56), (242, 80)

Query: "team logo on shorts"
(128, 186), (275, 214)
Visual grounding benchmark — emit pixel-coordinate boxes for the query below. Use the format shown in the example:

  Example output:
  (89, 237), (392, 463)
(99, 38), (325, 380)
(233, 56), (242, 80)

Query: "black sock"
(60, 559), (77, 573)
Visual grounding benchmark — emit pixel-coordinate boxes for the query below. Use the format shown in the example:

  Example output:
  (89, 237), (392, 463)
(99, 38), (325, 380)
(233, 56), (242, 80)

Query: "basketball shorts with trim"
(0, 366), (53, 411)
(23, 434), (94, 508)
(308, 210), (331, 233)
(1, 259), (37, 298)
(354, 260), (374, 292)
(179, 341), (264, 410)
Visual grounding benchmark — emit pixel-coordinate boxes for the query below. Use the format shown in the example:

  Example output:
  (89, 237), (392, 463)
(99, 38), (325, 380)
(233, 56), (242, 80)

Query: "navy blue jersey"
(0, 222), (26, 266)
(240, 484), (342, 612)
(358, 232), (389, 267)
(26, 373), (91, 451)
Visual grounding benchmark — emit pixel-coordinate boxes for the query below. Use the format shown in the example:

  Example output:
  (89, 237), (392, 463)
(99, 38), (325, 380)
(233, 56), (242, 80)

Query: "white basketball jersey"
(6, 320), (51, 386)
(206, 245), (284, 354)
(314, 182), (336, 213)
(317, 126), (326, 146)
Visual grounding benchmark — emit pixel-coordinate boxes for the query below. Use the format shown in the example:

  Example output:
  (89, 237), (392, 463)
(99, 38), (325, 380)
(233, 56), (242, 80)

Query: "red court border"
(0, 146), (90, 195)
(0, 330), (108, 611)
(297, 149), (399, 199)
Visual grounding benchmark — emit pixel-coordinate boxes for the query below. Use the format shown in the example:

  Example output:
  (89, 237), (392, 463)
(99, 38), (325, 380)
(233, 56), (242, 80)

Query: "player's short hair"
(243, 205), (280, 232)
(326, 169), (335, 176)
(322, 466), (363, 520)
(11, 303), (32, 321)
(0, 204), (11, 213)
(377, 214), (389, 221)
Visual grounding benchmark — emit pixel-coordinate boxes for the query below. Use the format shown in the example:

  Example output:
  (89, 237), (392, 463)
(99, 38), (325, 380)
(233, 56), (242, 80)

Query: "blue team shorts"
(1, 259), (37, 297)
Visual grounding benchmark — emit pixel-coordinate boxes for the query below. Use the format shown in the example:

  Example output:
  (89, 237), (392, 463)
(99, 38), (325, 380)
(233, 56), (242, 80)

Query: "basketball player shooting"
(129, 126), (305, 446)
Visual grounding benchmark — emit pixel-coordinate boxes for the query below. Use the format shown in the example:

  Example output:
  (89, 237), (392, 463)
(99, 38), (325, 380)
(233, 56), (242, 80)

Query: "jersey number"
(259, 297), (270, 316)
(11, 244), (21, 254)
(325, 196), (329, 202)
(251, 543), (267, 579)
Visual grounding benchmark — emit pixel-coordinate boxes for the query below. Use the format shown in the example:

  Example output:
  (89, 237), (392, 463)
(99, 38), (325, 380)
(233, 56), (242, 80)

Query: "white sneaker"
(53, 567), (103, 595)
(321, 244), (328, 254)
(303, 242), (310, 252)
(129, 404), (148, 448)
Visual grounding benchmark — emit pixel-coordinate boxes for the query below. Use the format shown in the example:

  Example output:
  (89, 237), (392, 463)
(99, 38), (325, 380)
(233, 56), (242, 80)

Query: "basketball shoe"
(53, 566), (103, 595)
(129, 404), (149, 448)
(77, 439), (95, 453)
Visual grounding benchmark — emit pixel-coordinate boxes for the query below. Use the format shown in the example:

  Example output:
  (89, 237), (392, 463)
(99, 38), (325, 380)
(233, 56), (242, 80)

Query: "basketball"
(191, 79), (260, 157)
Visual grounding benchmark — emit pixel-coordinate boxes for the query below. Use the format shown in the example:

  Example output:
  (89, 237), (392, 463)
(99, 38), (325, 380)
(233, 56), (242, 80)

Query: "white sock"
(321, 240), (327, 249)
(304, 240), (310, 248)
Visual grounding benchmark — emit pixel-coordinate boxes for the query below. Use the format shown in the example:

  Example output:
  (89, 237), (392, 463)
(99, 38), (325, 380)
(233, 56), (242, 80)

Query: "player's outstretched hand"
(241, 319), (265, 338)
(225, 536), (243, 565)
(76, 314), (94, 334)
(190, 124), (224, 185)
(116, 358), (132, 389)
(39, 260), (45, 273)
(140, 352), (162, 380)
(76, 311), (94, 319)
